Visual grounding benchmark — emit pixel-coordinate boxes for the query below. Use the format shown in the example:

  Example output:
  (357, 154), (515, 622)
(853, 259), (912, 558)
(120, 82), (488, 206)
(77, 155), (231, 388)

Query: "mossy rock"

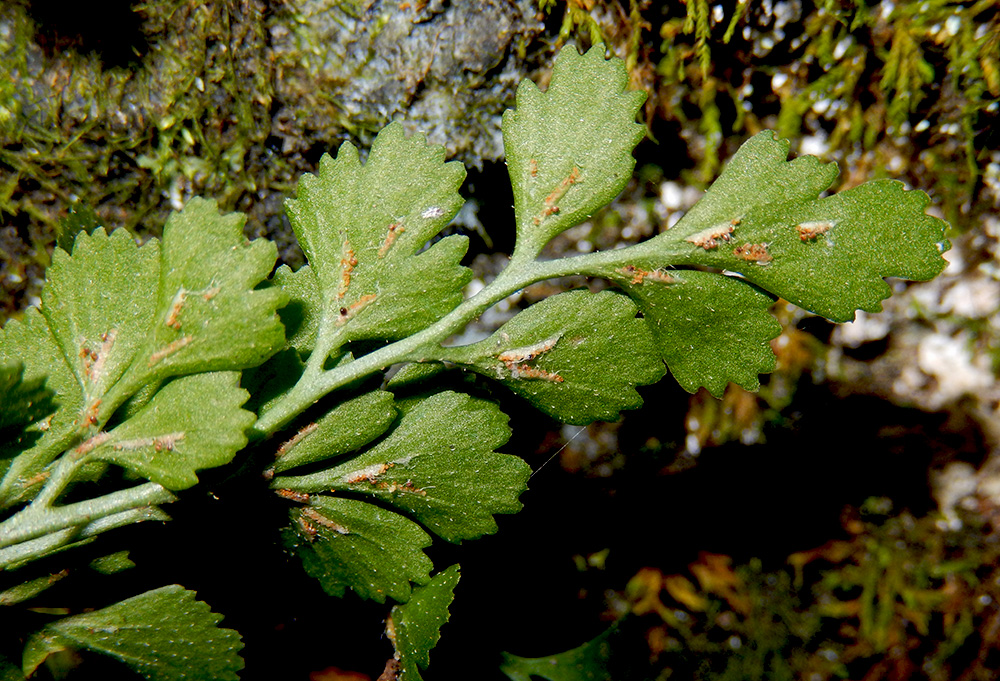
(0, 0), (542, 318)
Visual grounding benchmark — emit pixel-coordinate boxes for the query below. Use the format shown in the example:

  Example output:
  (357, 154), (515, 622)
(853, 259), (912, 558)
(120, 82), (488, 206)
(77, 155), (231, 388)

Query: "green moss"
(0, 0), (543, 320)
(0, 0), (278, 318)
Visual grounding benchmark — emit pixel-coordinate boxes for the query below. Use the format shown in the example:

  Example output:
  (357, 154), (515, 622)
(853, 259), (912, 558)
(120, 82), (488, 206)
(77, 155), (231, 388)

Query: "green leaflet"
(283, 122), (471, 356)
(283, 495), (433, 603)
(574, 130), (948, 392)
(0, 320), (73, 504)
(385, 361), (448, 390)
(606, 269), (780, 396)
(388, 564), (460, 681)
(271, 264), (322, 357)
(0, 569), (71, 606)
(89, 550), (135, 575)
(135, 197), (287, 378)
(670, 132), (839, 240)
(269, 389), (397, 474)
(679, 180), (948, 321)
(87, 372), (254, 490)
(0, 200), (286, 505)
(42, 228), (159, 398)
(22, 585), (244, 681)
(442, 290), (666, 424)
(0, 553), (134, 607)
(637, 132), (949, 322)
(503, 43), (646, 258)
(0, 236), (154, 506)
(240, 348), (307, 415)
(273, 391), (529, 543)
(501, 622), (620, 681)
(55, 202), (102, 254)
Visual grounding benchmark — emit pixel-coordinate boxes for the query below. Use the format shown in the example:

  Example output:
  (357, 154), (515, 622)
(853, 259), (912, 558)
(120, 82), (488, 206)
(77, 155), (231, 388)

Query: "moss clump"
(0, 0), (543, 320)
(0, 0), (275, 317)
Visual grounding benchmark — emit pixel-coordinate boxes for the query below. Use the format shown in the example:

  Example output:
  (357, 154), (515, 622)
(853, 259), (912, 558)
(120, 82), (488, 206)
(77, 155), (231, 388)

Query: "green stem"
(253, 263), (525, 435)
(0, 529), (78, 571)
(253, 242), (678, 437)
(0, 482), (175, 554)
(0, 347), (167, 511)
(0, 427), (84, 510)
(30, 446), (93, 511)
(0, 498), (173, 571)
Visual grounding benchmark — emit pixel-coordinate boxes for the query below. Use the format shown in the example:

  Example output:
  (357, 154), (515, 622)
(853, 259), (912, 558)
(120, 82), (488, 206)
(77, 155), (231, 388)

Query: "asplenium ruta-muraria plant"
(0, 43), (948, 680)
